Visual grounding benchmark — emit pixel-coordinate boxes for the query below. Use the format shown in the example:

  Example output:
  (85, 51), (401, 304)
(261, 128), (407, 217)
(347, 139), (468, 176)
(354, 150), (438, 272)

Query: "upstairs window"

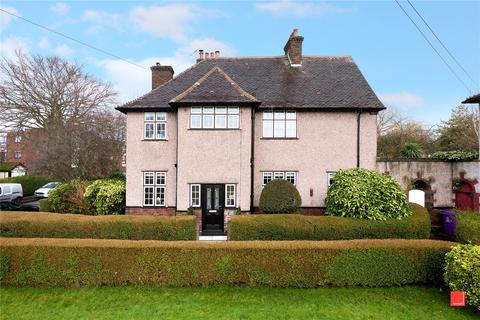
(144, 112), (167, 140)
(14, 151), (21, 159)
(190, 106), (239, 129)
(262, 111), (296, 138)
(14, 135), (22, 143)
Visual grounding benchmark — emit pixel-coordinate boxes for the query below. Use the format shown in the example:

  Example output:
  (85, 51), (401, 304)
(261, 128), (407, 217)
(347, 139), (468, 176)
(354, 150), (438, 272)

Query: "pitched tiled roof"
(117, 56), (385, 112)
(462, 93), (480, 104)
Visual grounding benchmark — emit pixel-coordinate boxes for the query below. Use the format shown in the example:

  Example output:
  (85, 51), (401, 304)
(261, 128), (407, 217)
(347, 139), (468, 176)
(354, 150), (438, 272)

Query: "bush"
(108, 171), (126, 181)
(85, 179), (125, 215)
(401, 142), (423, 158)
(0, 176), (52, 196)
(0, 238), (453, 288)
(48, 180), (90, 214)
(259, 179), (301, 213)
(430, 150), (479, 161)
(444, 244), (480, 311)
(325, 168), (411, 220)
(456, 211), (480, 245)
(229, 203), (430, 240)
(38, 199), (51, 212)
(0, 212), (196, 240)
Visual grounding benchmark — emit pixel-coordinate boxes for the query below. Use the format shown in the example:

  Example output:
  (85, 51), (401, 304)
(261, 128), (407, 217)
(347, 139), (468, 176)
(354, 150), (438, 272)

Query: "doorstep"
(198, 235), (228, 241)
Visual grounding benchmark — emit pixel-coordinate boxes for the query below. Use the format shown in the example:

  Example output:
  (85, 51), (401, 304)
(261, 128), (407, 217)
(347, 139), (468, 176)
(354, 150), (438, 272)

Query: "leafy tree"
(435, 105), (479, 153)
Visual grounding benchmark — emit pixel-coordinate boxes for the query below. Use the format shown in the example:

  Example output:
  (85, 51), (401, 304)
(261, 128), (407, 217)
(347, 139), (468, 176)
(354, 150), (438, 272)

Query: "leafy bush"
(430, 150), (479, 161)
(0, 176), (52, 196)
(444, 244), (480, 311)
(456, 211), (480, 245)
(0, 212), (196, 240)
(108, 171), (126, 181)
(38, 199), (51, 212)
(84, 179), (125, 215)
(325, 168), (411, 220)
(0, 238), (452, 287)
(48, 180), (90, 214)
(259, 179), (301, 213)
(229, 203), (430, 240)
(400, 142), (423, 158)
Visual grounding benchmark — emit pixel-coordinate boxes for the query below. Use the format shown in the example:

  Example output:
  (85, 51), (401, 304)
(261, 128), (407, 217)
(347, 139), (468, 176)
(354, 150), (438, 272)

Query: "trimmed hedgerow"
(259, 179), (301, 214)
(229, 203), (430, 241)
(325, 168), (411, 220)
(0, 238), (453, 288)
(456, 211), (480, 245)
(0, 212), (196, 240)
(444, 244), (480, 311)
(0, 176), (52, 196)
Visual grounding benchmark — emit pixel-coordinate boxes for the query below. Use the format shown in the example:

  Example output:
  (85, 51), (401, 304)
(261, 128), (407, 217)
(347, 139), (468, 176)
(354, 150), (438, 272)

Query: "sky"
(1, 1), (479, 125)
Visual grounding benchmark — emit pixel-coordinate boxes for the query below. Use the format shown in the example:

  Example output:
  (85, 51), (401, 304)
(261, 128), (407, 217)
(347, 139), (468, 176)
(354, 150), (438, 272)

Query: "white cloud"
(0, 6), (18, 31)
(38, 36), (50, 49)
(379, 92), (424, 108)
(82, 9), (122, 33)
(0, 36), (29, 60)
(255, 0), (350, 17)
(50, 3), (69, 15)
(129, 4), (200, 43)
(101, 38), (236, 103)
(52, 43), (74, 57)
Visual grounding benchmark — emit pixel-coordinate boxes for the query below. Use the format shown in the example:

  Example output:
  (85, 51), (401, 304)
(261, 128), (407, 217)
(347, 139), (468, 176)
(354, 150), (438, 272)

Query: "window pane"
(286, 121), (296, 138)
(274, 111), (285, 120)
(215, 107), (227, 114)
(144, 172), (154, 185)
(228, 115), (239, 128)
(215, 115), (227, 128)
(155, 187), (165, 206)
(263, 120), (273, 137)
(263, 172), (273, 185)
(203, 115), (214, 128)
(156, 122), (166, 139)
(145, 123), (155, 139)
(191, 185), (200, 207)
(274, 172), (284, 179)
(156, 112), (166, 121)
(263, 112), (273, 119)
(203, 107), (214, 114)
(286, 111), (296, 119)
(228, 107), (239, 114)
(191, 107), (202, 114)
(328, 172), (336, 187)
(226, 184), (235, 207)
(144, 187), (154, 205)
(145, 112), (155, 121)
(286, 172), (296, 185)
(273, 120), (285, 137)
(191, 115), (201, 128)
(156, 172), (166, 185)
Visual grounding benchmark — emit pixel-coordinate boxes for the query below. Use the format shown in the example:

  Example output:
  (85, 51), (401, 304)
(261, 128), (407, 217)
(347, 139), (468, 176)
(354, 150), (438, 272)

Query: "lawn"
(0, 286), (477, 320)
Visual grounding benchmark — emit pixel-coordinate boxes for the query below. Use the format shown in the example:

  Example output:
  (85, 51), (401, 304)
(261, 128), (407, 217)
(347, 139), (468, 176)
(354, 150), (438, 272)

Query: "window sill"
(188, 128), (241, 131)
(142, 139), (168, 141)
(142, 206), (167, 208)
(260, 137), (298, 140)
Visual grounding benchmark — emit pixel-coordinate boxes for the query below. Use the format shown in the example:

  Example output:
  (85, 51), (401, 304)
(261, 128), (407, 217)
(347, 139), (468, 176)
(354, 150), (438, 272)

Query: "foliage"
(436, 105), (479, 153)
(0, 212), (196, 240)
(259, 179), (301, 213)
(48, 180), (90, 214)
(325, 168), (411, 220)
(84, 179), (125, 215)
(0, 238), (453, 288)
(444, 244), (480, 311)
(187, 207), (195, 215)
(0, 255), (9, 281)
(38, 199), (51, 212)
(229, 203), (430, 240)
(430, 150), (479, 161)
(400, 142), (423, 158)
(456, 211), (480, 245)
(108, 171), (126, 181)
(0, 176), (52, 196)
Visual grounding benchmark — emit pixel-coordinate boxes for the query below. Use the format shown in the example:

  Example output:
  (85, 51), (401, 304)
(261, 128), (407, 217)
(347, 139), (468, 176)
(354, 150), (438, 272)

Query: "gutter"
(250, 106), (255, 214)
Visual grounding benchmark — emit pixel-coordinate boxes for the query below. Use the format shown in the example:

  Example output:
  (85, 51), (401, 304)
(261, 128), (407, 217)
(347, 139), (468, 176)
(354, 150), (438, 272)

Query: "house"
(0, 162), (27, 179)
(117, 29), (385, 235)
(0, 130), (40, 174)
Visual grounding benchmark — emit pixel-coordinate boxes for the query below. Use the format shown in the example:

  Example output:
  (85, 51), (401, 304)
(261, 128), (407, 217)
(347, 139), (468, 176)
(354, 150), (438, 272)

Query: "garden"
(1, 168), (479, 319)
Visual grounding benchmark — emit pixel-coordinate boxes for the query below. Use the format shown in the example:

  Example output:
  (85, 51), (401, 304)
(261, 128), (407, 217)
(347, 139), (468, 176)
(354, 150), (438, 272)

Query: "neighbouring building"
(117, 29), (385, 235)
(0, 130), (41, 175)
(0, 162), (27, 179)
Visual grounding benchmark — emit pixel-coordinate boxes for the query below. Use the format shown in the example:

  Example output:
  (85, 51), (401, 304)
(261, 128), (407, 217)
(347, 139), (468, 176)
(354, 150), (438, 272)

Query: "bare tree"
(376, 109), (405, 136)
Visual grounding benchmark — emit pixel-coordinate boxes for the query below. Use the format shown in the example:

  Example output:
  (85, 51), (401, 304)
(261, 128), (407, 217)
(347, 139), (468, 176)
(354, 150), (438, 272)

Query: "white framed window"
(14, 151), (21, 159)
(14, 135), (22, 143)
(327, 172), (336, 188)
(225, 184), (236, 207)
(143, 171), (166, 206)
(262, 111), (296, 138)
(144, 112), (167, 140)
(190, 106), (239, 129)
(262, 171), (297, 186)
(190, 184), (201, 207)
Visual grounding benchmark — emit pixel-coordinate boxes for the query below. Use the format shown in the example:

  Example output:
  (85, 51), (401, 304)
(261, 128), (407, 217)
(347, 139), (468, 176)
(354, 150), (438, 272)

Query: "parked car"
(0, 183), (23, 206)
(34, 182), (60, 199)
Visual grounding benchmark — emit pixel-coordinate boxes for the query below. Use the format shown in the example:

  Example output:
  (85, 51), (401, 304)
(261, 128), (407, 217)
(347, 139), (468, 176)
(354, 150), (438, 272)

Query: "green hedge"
(456, 211), (480, 245)
(0, 238), (453, 288)
(0, 176), (52, 196)
(0, 212), (196, 241)
(229, 203), (430, 241)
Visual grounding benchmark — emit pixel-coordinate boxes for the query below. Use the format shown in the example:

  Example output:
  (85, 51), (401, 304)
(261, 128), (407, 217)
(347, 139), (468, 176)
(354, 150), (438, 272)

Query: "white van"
(0, 183), (23, 205)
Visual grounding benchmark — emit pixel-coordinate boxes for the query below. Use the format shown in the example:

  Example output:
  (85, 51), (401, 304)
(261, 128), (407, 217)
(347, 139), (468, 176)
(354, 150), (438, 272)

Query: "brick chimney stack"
(150, 62), (174, 90)
(283, 28), (304, 66)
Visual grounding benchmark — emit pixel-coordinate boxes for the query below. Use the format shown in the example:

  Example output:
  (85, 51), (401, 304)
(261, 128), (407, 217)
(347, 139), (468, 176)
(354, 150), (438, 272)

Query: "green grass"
(0, 286), (477, 320)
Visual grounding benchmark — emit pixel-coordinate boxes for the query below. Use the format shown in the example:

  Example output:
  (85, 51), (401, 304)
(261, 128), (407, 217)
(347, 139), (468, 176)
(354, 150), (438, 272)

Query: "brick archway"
(453, 172), (479, 211)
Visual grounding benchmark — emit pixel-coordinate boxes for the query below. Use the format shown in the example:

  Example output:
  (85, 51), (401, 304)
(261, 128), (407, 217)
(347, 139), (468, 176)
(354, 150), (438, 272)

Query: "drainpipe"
(250, 106), (255, 214)
(175, 110), (179, 214)
(357, 109), (362, 168)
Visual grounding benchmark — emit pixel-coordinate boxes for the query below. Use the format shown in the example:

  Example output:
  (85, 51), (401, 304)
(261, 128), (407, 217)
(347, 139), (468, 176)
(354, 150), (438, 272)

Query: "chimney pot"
(283, 28), (304, 66)
(210, 52), (214, 59)
(215, 50), (220, 58)
(205, 52), (210, 59)
(150, 64), (174, 90)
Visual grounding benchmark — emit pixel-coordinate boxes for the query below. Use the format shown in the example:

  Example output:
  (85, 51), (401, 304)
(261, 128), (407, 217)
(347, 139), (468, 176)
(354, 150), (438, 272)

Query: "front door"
(201, 184), (225, 235)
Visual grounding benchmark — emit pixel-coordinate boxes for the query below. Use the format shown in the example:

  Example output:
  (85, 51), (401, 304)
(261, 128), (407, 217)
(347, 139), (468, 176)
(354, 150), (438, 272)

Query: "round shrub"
(444, 244), (480, 311)
(325, 168), (411, 220)
(84, 179), (111, 211)
(84, 179), (125, 215)
(259, 179), (301, 214)
(48, 180), (90, 214)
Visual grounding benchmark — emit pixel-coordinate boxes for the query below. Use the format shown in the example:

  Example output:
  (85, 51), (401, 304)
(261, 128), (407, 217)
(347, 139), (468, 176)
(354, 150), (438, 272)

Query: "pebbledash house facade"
(117, 30), (385, 235)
